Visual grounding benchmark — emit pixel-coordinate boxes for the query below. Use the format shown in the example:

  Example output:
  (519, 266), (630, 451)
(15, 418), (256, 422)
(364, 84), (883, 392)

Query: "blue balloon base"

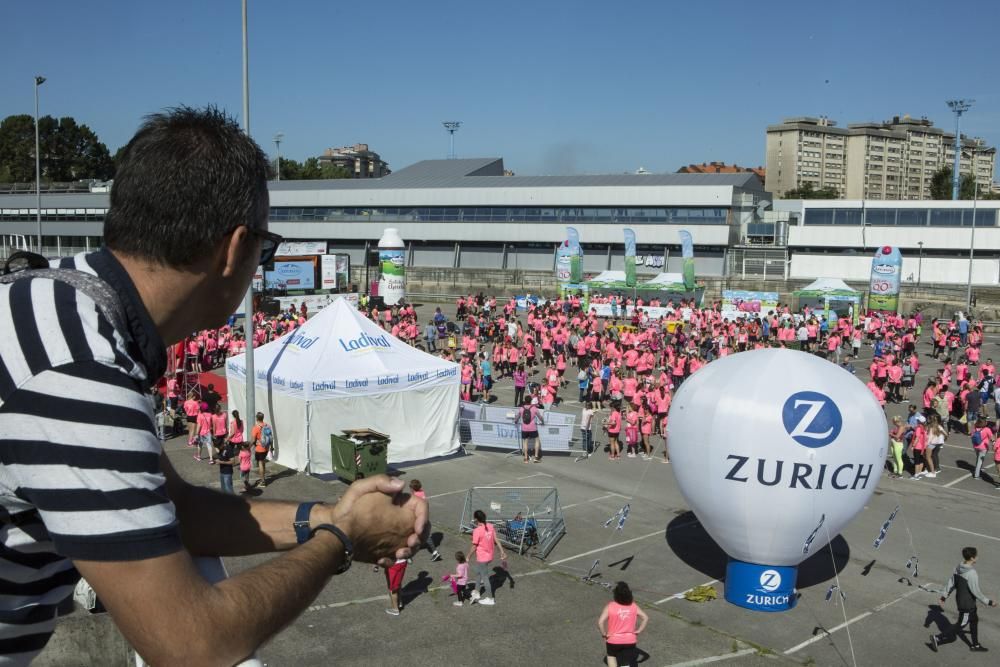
(724, 559), (797, 612)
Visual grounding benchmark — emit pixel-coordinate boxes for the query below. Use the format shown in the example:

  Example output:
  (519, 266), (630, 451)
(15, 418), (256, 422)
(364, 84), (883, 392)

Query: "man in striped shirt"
(0, 107), (428, 665)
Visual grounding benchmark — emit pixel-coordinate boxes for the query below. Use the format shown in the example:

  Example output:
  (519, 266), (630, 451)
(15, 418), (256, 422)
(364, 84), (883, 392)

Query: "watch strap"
(293, 501), (319, 545)
(310, 523), (354, 574)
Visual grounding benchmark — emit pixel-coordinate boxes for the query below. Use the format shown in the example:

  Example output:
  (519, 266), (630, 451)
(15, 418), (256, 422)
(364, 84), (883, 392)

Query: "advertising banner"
(265, 260), (316, 290)
(378, 249), (405, 305)
(679, 230), (695, 290)
(721, 290), (780, 318)
(555, 240), (572, 283)
(624, 228), (637, 287)
(276, 241), (328, 257)
(869, 246), (902, 313)
(320, 255), (338, 290)
(567, 227), (583, 284)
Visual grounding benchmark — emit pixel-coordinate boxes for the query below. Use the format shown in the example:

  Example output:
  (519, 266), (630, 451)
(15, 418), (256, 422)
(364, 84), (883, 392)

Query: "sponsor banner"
(721, 290), (780, 318)
(266, 260), (316, 290)
(378, 249), (405, 305)
(567, 227), (583, 284)
(276, 241), (328, 256)
(623, 228), (637, 287)
(515, 295), (547, 310)
(243, 366), (459, 399)
(588, 304), (681, 320)
(869, 246), (901, 313)
(320, 255), (338, 290)
(555, 240), (572, 282)
(275, 293), (358, 314)
(465, 420), (575, 452)
(679, 229), (695, 290)
(635, 255), (664, 268)
(724, 560), (797, 612)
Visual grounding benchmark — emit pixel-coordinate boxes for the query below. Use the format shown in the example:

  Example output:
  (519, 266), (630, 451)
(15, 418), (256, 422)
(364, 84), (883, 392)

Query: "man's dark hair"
(613, 581), (633, 605)
(963, 547), (978, 561)
(104, 106), (270, 266)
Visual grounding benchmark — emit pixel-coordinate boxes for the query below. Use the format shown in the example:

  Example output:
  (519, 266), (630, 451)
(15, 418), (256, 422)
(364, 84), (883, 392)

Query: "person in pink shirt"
(605, 406), (622, 460)
(195, 402), (214, 463)
(210, 403), (228, 454)
(639, 405), (654, 459)
(597, 582), (648, 667)
(183, 392), (200, 446)
(971, 418), (993, 481)
(519, 400), (544, 462)
(467, 510), (507, 606)
(867, 378), (886, 407)
(444, 552), (471, 607)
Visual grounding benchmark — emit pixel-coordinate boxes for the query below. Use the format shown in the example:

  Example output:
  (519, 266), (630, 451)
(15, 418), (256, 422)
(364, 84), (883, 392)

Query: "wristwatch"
(310, 524), (354, 574)
(295, 502), (353, 574)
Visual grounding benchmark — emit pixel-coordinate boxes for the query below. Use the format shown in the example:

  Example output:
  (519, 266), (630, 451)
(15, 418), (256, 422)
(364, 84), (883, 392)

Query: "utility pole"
(241, 0), (256, 438)
(946, 99), (973, 200)
(273, 132), (283, 181)
(442, 121), (461, 159)
(34, 76), (46, 253)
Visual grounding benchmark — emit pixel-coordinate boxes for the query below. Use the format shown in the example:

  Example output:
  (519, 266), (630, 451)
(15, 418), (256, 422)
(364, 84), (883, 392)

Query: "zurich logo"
(781, 391), (842, 448)
(759, 570), (781, 592)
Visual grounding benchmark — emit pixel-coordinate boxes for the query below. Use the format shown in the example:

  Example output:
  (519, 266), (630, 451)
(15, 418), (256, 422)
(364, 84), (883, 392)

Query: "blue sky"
(3, 0), (998, 176)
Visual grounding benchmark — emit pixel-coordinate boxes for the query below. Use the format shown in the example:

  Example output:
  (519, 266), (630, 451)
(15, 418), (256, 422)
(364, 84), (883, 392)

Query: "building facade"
(317, 143), (390, 178)
(766, 116), (996, 200)
(677, 162), (766, 182)
(1, 158), (997, 286)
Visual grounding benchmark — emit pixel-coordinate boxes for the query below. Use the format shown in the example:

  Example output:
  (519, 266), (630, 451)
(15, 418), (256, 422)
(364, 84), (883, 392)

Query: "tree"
(0, 114), (114, 183)
(273, 157), (353, 180)
(929, 166), (977, 200)
(783, 182), (839, 199)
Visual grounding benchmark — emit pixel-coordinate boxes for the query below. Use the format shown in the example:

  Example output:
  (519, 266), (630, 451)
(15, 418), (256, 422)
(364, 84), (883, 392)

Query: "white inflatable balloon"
(668, 348), (886, 612)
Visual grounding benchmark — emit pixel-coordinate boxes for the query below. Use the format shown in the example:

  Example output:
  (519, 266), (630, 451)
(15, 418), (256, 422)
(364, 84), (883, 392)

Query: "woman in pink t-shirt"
(467, 510), (506, 606)
(597, 582), (648, 667)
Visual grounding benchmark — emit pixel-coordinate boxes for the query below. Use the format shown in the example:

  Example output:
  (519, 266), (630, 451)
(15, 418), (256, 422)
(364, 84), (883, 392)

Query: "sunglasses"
(231, 225), (283, 266)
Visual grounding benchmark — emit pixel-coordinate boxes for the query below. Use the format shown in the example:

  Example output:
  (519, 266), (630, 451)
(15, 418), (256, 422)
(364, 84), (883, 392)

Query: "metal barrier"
(460, 401), (578, 453)
(459, 486), (566, 558)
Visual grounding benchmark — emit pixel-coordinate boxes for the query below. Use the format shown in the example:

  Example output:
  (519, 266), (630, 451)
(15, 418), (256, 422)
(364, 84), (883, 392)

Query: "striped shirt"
(0, 249), (180, 665)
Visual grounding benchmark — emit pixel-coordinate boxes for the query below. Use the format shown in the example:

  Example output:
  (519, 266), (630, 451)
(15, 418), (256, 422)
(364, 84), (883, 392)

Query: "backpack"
(577, 369), (588, 382)
(521, 407), (533, 425)
(0, 251), (127, 335)
(261, 423), (274, 448)
(971, 430), (982, 447)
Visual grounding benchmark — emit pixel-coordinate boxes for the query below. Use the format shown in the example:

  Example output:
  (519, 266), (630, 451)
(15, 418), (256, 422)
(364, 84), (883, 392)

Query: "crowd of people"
(354, 293), (999, 487)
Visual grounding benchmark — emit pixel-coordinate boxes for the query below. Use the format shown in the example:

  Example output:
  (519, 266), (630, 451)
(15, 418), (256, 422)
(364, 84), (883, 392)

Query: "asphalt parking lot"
(41, 301), (1000, 666)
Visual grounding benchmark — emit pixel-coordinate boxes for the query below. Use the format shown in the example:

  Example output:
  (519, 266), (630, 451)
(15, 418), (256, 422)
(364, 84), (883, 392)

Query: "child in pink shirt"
(443, 552), (470, 607)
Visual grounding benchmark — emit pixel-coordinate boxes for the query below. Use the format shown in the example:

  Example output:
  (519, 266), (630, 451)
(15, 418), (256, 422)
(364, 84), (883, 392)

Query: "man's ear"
(221, 226), (252, 278)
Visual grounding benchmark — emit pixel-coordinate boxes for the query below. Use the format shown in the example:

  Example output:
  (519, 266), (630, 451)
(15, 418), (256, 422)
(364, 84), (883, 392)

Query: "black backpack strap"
(0, 258), (128, 337)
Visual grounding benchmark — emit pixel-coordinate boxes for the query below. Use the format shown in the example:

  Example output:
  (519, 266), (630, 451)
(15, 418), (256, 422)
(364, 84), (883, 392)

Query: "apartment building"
(765, 115), (995, 200)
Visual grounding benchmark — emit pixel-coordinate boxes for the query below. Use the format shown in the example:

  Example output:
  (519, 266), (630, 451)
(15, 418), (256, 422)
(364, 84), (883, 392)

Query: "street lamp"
(946, 99), (974, 201)
(962, 145), (981, 312)
(273, 132), (284, 181)
(34, 75), (46, 253)
(916, 241), (923, 286)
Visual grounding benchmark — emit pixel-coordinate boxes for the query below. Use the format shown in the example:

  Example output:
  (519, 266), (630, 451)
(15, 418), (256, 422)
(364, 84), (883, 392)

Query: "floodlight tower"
(273, 132), (284, 181)
(443, 121), (462, 159)
(946, 99), (974, 200)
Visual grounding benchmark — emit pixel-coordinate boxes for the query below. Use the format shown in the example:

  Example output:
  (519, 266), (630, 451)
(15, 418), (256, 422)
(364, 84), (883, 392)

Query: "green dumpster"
(330, 428), (389, 481)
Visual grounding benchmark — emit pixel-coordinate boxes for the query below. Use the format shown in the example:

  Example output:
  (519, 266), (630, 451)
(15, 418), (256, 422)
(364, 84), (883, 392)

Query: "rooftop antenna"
(945, 99), (974, 200)
(442, 121), (462, 159)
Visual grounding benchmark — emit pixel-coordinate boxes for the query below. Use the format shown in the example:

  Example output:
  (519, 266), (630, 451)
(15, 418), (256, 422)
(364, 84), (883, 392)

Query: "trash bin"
(330, 428), (389, 481)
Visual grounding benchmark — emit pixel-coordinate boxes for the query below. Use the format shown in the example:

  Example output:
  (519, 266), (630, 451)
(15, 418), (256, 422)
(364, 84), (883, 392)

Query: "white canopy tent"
(226, 298), (460, 471)
(797, 278), (857, 294)
(642, 272), (686, 286)
(587, 270), (627, 285)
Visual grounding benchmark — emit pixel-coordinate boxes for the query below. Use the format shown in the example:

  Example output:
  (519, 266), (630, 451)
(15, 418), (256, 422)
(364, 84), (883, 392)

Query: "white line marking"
(563, 493), (628, 509)
(427, 473), (549, 498)
(783, 589), (920, 654)
(549, 530), (665, 565)
(942, 474), (969, 488)
(947, 527), (1000, 542)
(548, 520), (697, 566)
(655, 579), (718, 604)
(664, 648), (757, 666)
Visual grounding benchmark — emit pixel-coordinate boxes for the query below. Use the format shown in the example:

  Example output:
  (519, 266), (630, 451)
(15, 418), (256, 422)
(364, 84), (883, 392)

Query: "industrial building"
(1, 158), (997, 285)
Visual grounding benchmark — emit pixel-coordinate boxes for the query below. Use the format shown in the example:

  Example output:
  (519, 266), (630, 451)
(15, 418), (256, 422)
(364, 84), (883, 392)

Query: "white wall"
(790, 254), (1000, 285)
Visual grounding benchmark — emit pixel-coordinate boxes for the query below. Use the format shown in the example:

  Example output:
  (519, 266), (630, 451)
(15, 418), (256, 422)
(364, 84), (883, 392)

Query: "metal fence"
(459, 401), (578, 453)
(459, 486), (566, 558)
